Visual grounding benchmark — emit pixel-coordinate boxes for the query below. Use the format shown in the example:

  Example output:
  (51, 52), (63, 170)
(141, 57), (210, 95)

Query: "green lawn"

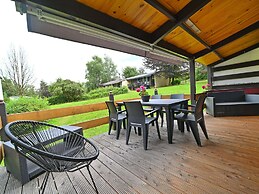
(48, 80), (207, 138)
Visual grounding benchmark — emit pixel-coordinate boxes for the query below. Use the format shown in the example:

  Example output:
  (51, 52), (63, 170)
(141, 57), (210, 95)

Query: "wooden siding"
(211, 48), (259, 89)
(1, 115), (259, 193)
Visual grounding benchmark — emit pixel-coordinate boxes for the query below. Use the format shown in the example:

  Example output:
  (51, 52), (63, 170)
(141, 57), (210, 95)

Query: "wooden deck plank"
(22, 178), (39, 194)
(94, 133), (231, 194)
(90, 158), (139, 194)
(80, 166), (117, 194)
(92, 139), (184, 194)
(4, 174), (22, 194)
(1, 115), (259, 194)
(0, 167), (9, 194)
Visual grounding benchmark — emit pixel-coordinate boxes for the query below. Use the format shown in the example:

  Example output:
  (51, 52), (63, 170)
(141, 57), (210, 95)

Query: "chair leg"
(177, 120), (184, 132)
(122, 119), (126, 129)
(87, 166), (99, 194)
(185, 122), (190, 132)
(134, 127), (137, 134)
(160, 111), (164, 127)
(116, 121), (121, 140)
(199, 119), (209, 139)
(137, 127), (142, 136)
(143, 125), (149, 150)
(126, 126), (131, 145)
(155, 120), (161, 140)
(108, 120), (113, 135)
(188, 121), (202, 146)
(40, 171), (50, 194)
(151, 113), (154, 126)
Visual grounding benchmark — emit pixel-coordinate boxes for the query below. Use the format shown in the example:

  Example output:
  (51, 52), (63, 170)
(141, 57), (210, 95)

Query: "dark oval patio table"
(116, 98), (189, 144)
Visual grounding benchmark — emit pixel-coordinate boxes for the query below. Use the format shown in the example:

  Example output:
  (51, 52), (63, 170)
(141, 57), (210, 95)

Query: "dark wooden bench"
(206, 90), (259, 117)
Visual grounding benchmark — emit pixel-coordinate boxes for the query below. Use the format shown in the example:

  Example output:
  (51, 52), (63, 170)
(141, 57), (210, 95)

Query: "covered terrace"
(1, 0), (259, 193)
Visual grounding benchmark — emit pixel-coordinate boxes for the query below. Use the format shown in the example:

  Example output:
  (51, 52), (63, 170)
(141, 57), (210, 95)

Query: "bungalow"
(100, 79), (123, 87)
(126, 71), (170, 90)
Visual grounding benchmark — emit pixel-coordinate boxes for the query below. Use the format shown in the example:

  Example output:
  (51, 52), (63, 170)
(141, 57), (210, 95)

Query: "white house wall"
(212, 48), (259, 89)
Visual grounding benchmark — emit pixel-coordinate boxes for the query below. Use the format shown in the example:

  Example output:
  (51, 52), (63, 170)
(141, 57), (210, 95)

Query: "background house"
(126, 71), (170, 90)
(100, 79), (123, 87)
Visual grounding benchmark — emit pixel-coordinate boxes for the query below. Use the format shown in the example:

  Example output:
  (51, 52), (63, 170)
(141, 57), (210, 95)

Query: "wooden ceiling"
(15, 0), (259, 66)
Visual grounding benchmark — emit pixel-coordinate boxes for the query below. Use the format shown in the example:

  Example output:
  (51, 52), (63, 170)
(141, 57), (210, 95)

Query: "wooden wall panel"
(164, 27), (206, 54)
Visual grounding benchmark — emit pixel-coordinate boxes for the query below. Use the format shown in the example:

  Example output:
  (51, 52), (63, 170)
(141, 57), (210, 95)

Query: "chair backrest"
(5, 120), (99, 172)
(170, 94), (184, 99)
(124, 101), (145, 125)
(194, 93), (207, 122)
(151, 95), (162, 99)
(105, 101), (118, 119)
(170, 94), (184, 109)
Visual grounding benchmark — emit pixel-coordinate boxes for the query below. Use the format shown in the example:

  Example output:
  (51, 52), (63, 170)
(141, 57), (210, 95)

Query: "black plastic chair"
(124, 101), (161, 150)
(175, 93), (209, 146)
(161, 94), (185, 127)
(5, 120), (99, 194)
(105, 101), (127, 139)
(144, 95), (164, 126)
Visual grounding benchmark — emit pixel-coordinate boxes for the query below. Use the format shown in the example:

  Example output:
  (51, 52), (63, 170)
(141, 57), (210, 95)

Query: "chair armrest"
(118, 110), (126, 114)
(176, 108), (194, 114)
(145, 108), (159, 117)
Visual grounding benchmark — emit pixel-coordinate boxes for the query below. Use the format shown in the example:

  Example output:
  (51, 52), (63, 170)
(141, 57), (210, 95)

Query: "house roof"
(13, 0), (259, 66)
(100, 79), (123, 86)
(126, 71), (156, 81)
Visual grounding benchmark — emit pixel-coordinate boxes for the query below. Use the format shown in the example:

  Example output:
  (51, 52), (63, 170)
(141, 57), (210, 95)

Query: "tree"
(195, 63), (207, 81)
(48, 78), (85, 104)
(3, 45), (34, 96)
(0, 77), (17, 97)
(138, 67), (146, 74)
(85, 55), (118, 91)
(38, 80), (51, 98)
(122, 66), (139, 78)
(142, 57), (189, 84)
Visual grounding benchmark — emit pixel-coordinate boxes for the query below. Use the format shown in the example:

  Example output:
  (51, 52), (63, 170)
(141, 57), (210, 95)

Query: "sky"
(0, 0), (144, 88)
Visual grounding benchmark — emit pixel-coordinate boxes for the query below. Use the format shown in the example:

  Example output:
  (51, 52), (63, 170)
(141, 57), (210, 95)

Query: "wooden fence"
(3, 94), (195, 131)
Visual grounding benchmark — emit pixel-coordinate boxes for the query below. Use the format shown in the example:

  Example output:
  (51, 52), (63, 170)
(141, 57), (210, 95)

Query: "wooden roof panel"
(77, 0), (168, 33)
(20, 0), (259, 66)
(164, 26), (206, 54)
(196, 52), (221, 66)
(190, 0), (259, 45)
(217, 29), (259, 57)
(157, 0), (191, 14)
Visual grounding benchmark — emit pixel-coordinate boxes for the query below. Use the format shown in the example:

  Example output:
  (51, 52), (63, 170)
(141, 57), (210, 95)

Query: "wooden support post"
(207, 65), (213, 86)
(0, 102), (8, 141)
(189, 58), (196, 105)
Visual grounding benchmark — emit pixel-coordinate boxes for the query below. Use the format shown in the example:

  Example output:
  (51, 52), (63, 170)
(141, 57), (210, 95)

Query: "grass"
(48, 80), (207, 138)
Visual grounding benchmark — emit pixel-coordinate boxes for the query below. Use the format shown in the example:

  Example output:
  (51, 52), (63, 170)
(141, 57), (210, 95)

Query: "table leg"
(165, 107), (174, 144)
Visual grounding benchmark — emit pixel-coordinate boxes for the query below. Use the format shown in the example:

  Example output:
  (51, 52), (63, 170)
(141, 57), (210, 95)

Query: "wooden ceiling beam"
(26, 0), (153, 43)
(180, 24), (224, 60)
(146, 0), (211, 44)
(209, 43), (259, 66)
(194, 21), (259, 58)
(25, 0), (193, 58)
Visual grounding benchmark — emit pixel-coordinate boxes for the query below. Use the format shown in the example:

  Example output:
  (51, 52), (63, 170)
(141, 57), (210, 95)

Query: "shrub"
(48, 79), (85, 105)
(83, 86), (128, 100)
(171, 79), (181, 85)
(6, 97), (49, 114)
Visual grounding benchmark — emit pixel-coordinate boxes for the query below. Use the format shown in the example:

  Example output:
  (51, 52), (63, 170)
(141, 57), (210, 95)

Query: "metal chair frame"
(5, 120), (99, 193)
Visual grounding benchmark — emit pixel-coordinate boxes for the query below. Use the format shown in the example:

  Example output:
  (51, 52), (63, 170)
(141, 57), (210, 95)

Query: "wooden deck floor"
(1, 115), (259, 193)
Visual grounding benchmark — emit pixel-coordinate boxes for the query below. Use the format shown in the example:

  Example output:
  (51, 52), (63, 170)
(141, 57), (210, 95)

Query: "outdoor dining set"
(105, 92), (209, 150)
